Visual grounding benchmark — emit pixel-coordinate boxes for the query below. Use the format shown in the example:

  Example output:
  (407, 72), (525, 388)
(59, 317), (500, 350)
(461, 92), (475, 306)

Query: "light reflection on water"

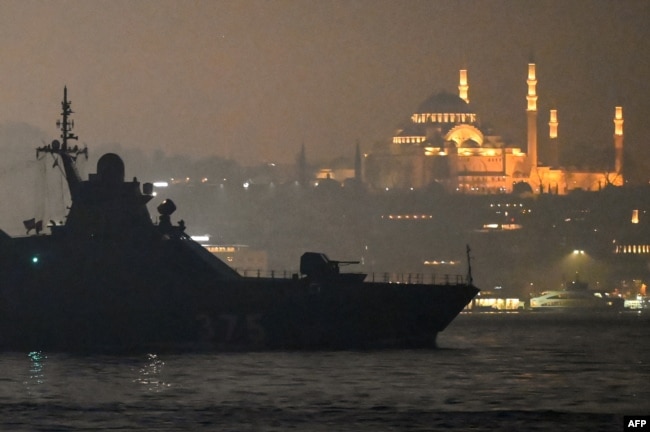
(134, 353), (171, 392)
(24, 351), (47, 396)
(0, 312), (646, 430)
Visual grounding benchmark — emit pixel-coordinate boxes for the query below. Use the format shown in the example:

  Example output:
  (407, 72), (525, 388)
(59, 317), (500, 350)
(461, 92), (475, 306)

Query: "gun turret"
(300, 252), (365, 283)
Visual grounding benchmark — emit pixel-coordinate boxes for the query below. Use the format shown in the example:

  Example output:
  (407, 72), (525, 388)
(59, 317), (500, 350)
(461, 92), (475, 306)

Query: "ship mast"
(36, 86), (88, 201)
(58, 86), (77, 151)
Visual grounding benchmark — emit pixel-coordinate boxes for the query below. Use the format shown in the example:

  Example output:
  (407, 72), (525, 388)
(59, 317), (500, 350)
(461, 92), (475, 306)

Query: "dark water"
(1, 312), (647, 431)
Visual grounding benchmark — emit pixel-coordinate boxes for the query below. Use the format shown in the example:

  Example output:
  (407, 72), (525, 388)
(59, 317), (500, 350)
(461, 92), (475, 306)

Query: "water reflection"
(134, 353), (170, 392)
(24, 351), (47, 396)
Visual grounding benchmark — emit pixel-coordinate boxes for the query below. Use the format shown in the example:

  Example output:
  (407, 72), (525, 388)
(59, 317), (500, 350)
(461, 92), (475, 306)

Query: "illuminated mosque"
(363, 63), (624, 194)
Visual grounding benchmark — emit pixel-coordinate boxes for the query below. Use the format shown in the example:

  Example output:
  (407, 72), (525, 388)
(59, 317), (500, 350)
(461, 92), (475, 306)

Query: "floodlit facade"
(364, 64), (624, 194)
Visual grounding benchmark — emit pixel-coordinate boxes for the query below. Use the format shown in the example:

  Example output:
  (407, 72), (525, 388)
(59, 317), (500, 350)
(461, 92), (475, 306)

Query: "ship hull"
(0, 236), (478, 353)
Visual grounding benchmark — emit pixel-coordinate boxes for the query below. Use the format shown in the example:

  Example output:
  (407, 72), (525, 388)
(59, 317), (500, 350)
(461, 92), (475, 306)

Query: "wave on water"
(0, 401), (623, 431)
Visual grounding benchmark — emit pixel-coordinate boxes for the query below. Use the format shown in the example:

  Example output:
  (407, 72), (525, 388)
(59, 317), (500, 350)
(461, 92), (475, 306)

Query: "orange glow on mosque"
(363, 62), (625, 194)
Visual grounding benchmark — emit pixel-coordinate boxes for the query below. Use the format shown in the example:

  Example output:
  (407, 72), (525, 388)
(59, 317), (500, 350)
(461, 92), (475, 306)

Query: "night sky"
(1, 0), (649, 167)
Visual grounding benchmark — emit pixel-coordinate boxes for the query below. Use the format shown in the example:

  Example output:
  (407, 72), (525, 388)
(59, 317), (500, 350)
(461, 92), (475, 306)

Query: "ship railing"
(238, 269), (300, 279)
(368, 272), (468, 285)
(236, 269), (468, 285)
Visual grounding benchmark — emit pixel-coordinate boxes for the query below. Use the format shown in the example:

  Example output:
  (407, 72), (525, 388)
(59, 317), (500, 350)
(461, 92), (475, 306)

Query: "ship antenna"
(466, 244), (473, 285)
(57, 86), (78, 150)
(36, 86), (88, 202)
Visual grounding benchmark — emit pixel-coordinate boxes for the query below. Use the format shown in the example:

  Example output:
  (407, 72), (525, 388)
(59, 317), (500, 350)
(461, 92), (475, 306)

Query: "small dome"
(97, 153), (125, 184)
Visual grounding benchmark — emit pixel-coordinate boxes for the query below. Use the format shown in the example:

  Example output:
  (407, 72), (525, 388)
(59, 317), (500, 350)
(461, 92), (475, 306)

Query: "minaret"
(548, 109), (559, 168)
(459, 69), (469, 103)
(614, 106), (624, 179)
(526, 63), (538, 172)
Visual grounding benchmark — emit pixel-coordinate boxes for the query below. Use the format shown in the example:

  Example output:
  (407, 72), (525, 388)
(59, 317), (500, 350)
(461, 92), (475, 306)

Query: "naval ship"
(0, 89), (479, 353)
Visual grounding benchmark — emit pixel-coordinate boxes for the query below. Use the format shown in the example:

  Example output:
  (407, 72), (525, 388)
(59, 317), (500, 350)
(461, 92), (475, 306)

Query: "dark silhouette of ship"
(0, 89), (479, 353)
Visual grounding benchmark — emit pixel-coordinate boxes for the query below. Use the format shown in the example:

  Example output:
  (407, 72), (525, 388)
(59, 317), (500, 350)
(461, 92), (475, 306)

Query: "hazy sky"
(1, 0), (649, 166)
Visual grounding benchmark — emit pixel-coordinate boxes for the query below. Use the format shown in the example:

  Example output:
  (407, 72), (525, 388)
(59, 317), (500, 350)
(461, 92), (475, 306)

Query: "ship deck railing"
(236, 269), (470, 285)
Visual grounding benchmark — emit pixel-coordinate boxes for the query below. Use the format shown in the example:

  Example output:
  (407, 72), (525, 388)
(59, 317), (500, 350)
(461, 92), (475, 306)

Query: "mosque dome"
(416, 91), (473, 114)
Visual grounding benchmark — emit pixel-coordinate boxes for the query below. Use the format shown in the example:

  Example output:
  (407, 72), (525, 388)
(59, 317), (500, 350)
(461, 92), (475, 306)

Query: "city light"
(423, 260), (457, 266)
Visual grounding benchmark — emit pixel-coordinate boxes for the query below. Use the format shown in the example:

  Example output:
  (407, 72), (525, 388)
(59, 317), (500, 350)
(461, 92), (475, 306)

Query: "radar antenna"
(36, 87), (88, 201)
(56, 86), (78, 150)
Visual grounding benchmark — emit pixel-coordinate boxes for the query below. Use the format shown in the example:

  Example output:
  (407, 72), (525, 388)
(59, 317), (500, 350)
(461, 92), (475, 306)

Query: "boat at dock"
(0, 89), (479, 353)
